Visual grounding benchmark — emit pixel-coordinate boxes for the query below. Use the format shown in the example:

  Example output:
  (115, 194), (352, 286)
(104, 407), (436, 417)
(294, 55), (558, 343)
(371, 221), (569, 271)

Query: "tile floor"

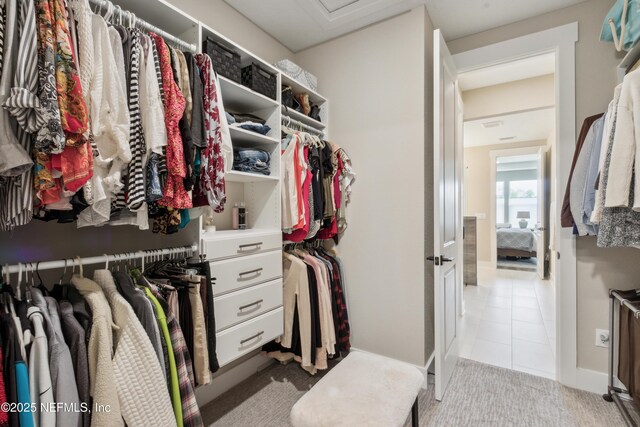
(459, 266), (556, 379)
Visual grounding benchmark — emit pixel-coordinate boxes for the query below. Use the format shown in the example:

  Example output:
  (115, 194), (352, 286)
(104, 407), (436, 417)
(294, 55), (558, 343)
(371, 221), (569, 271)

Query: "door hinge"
(427, 256), (441, 266)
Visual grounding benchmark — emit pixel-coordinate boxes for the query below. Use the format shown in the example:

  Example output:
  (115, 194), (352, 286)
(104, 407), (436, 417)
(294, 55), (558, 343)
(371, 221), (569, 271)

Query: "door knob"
(441, 257), (455, 263)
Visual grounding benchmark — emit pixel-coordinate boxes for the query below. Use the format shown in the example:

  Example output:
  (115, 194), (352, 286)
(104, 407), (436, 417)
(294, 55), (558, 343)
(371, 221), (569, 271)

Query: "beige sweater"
(71, 275), (124, 427)
(93, 270), (176, 427)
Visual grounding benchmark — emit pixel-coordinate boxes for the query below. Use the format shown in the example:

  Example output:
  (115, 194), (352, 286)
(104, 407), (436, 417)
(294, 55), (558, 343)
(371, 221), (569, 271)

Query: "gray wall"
(296, 7), (432, 367)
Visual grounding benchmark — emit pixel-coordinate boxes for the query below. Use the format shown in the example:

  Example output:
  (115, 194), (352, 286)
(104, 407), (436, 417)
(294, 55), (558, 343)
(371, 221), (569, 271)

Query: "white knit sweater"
(93, 270), (176, 427)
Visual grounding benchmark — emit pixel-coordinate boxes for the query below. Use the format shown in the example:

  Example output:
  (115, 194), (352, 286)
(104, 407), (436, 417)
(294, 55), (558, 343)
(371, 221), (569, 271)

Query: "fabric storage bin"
(241, 63), (277, 100)
(274, 59), (318, 92)
(203, 37), (241, 83)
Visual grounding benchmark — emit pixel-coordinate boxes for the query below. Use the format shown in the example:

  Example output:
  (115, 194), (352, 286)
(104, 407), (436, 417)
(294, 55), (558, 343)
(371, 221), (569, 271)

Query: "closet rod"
(611, 289), (640, 318)
(281, 112), (325, 137)
(87, 0), (197, 52)
(0, 244), (198, 275)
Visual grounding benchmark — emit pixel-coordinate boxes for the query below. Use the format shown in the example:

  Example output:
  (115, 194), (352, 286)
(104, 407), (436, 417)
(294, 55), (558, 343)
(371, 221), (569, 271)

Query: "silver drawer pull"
(238, 242), (263, 252)
(240, 331), (264, 345)
(238, 268), (263, 278)
(238, 299), (263, 311)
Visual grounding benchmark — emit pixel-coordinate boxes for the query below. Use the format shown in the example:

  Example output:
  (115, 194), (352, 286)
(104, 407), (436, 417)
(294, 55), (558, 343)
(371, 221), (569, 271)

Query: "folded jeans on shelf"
(233, 163), (271, 175)
(232, 122), (271, 135)
(234, 149), (270, 163)
(233, 149), (271, 175)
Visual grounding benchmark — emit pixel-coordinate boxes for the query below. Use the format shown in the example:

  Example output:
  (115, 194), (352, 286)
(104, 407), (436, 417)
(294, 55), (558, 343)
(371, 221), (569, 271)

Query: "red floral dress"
(150, 33), (192, 209)
(194, 54), (226, 213)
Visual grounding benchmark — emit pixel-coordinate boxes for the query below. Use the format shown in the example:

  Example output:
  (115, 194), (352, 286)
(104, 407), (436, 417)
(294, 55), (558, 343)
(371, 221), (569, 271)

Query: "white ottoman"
(290, 352), (424, 427)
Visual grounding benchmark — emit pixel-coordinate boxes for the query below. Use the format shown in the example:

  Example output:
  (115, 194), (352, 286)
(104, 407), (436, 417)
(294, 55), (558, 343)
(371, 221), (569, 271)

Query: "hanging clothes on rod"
(0, 245), (215, 427)
(0, 0), (232, 233)
(87, 0), (197, 52)
(281, 112), (325, 137)
(563, 61), (640, 247)
(263, 243), (350, 375)
(281, 126), (355, 243)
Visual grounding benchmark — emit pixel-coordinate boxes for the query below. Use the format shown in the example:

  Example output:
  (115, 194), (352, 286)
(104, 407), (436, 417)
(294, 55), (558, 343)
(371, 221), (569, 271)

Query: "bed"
(496, 227), (537, 258)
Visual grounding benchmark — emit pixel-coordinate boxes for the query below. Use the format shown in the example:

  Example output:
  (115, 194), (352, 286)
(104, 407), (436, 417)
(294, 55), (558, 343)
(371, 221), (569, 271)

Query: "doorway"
(458, 55), (557, 380)
(491, 146), (549, 276)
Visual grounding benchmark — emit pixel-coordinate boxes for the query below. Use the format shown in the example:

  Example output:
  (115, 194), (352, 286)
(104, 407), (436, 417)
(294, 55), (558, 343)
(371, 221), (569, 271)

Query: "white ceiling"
(224, 0), (589, 52)
(458, 53), (555, 91)
(464, 108), (554, 148)
(425, 0), (589, 40)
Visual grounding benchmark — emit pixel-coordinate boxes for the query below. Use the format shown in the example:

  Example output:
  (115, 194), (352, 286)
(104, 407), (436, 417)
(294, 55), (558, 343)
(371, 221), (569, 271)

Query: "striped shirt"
(124, 29), (146, 211)
(1, 0), (38, 231)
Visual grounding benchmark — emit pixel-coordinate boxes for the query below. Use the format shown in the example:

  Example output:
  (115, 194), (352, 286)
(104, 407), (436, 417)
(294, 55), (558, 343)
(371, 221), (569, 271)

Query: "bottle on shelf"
(232, 202), (239, 230)
(239, 202), (247, 230)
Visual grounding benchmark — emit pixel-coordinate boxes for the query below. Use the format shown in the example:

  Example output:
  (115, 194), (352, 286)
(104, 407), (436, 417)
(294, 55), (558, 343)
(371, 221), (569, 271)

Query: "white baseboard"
(572, 367), (626, 395)
(195, 351), (275, 407)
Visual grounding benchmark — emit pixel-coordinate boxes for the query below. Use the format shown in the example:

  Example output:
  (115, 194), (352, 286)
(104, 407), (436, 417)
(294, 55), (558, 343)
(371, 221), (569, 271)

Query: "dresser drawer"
(202, 230), (282, 261)
(211, 250), (282, 295)
(216, 307), (283, 367)
(214, 279), (283, 332)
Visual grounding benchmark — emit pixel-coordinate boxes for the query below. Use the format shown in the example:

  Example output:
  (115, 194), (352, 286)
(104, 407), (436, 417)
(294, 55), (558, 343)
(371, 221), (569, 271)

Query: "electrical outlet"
(596, 329), (610, 348)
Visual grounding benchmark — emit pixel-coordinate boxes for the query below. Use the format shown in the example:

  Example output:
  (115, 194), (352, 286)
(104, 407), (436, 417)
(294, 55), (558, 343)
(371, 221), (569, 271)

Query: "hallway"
(460, 266), (556, 379)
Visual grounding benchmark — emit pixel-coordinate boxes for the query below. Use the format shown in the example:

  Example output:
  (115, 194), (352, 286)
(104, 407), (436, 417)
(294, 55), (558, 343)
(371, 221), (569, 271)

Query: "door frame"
(453, 23), (579, 389)
(489, 146), (547, 270)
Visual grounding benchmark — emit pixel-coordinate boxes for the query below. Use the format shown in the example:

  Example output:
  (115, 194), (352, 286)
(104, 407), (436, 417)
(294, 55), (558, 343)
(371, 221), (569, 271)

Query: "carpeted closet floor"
(201, 357), (629, 426)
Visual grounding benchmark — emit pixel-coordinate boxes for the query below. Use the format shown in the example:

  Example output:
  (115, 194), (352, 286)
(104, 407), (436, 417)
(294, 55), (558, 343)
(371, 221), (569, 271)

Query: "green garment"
(144, 287), (183, 427)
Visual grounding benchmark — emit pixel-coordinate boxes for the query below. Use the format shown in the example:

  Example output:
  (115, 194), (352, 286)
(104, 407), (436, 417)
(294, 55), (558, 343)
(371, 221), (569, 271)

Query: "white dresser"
(202, 229), (283, 367)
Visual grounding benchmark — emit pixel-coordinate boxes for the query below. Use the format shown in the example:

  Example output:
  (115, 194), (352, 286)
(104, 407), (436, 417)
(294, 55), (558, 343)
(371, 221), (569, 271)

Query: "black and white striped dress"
(124, 29), (147, 211)
(113, 28), (146, 213)
(1, 0), (39, 231)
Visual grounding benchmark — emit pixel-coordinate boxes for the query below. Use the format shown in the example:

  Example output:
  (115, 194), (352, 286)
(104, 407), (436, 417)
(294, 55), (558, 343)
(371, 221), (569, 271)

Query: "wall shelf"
(225, 170), (279, 183)
(229, 127), (279, 147)
(200, 24), (280, 76)
(282, 107), (326, 130)
(280, 74), (327, 105)
(617, 44), (640, 81)
(219, 76), (279, 112)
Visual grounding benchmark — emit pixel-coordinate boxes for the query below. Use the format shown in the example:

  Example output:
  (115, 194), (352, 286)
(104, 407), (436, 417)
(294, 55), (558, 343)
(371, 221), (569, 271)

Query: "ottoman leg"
(411, 397), (419, 427)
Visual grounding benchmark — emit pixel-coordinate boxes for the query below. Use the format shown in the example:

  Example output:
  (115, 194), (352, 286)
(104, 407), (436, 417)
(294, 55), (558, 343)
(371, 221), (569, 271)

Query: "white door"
(535, 147), (547, 279)
(433, 29), (463, 401)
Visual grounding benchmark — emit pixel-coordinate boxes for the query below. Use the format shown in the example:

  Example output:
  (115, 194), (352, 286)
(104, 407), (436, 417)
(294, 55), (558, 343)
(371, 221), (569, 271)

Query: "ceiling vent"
(319, 0), (360, 13)
(499, 136), (516, 141)
(481, 120), (503, 129)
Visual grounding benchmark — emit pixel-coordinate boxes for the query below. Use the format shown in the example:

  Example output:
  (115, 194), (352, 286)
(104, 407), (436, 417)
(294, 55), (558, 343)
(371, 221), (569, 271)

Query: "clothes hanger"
(93, 0), (103, 16)
(24, 263), (34, 304)
(114, 5), (122, 26)
(17, 263), (23, 301)
(2, 264), (9, 288)
(103, 1), (114, 23)
(35, 261), (44, 288)
(58, 259), (67, 285)
(140, 251), (146, 274)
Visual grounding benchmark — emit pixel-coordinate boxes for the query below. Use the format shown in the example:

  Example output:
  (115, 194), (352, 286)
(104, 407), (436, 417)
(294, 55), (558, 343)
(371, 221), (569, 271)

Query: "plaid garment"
(317, 251), (351, 353)
(151, 287), (202, 427)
